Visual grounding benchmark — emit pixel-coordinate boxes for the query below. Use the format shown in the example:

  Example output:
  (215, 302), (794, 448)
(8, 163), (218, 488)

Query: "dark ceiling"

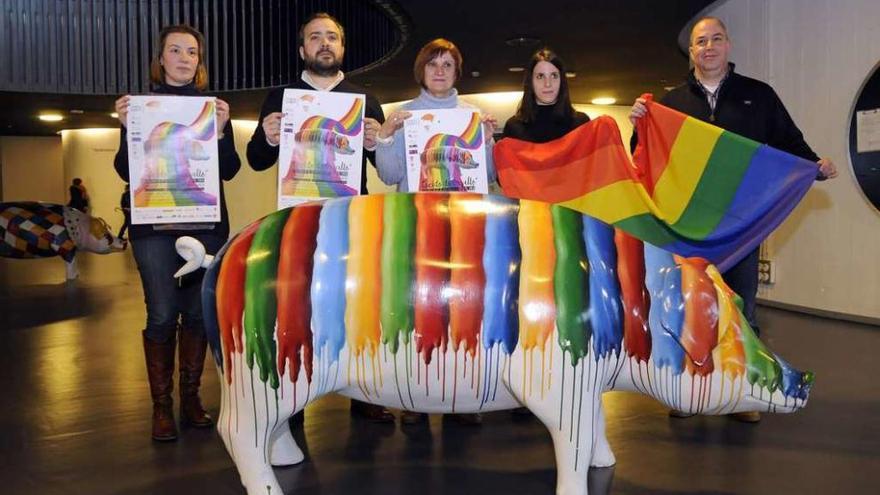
(0, 0), (713, 137)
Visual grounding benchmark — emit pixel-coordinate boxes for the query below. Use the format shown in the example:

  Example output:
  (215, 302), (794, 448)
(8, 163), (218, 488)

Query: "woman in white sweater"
(375, 38), (497, 191)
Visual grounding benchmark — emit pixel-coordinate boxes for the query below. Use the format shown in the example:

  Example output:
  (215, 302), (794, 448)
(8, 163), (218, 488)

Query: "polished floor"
(1, 252), (878, 495)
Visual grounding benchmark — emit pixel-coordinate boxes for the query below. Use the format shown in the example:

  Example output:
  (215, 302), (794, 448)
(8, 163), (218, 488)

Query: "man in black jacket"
(247, 12), (392, 423)
(246, 12), (383, 195)
(630, 16), (838, 422)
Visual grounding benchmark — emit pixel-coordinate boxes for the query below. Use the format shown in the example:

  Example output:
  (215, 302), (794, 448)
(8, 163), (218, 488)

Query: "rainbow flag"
(494, 97), (818, 270)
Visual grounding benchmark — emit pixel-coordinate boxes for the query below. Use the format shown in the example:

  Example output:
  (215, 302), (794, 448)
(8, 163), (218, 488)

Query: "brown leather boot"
(143, 333), (178, 441)
(178, 329), (214, 428)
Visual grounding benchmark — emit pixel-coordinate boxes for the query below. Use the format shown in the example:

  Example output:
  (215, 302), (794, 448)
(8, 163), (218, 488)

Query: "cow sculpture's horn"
(174, 236), (213, 278)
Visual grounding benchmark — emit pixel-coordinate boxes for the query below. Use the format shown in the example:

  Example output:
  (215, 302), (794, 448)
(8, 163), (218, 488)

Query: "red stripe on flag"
(496, 116), (633, 201)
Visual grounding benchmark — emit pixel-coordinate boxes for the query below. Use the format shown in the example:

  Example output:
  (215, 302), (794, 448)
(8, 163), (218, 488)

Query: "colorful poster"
(127, 95), (220, 224)
(278, 89), (365, 209)
(404, 109), (488, 193)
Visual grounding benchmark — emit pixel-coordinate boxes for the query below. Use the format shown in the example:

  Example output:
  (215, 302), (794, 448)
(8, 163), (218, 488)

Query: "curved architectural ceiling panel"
(0, 0), (409, 94)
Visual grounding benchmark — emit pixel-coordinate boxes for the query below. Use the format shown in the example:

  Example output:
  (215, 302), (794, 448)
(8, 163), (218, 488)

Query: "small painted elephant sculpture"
(0, 202), (126, 279)
(176, 192), (813, 495)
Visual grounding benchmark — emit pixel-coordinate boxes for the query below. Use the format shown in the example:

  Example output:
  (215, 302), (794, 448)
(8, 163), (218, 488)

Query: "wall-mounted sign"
(849, 64), (880, 214)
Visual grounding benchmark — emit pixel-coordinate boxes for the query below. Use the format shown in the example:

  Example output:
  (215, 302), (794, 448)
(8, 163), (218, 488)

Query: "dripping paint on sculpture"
(175, 192), (813, 495)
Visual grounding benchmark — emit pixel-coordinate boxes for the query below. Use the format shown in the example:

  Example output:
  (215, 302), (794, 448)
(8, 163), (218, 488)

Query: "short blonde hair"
(149, 25), (209, 90)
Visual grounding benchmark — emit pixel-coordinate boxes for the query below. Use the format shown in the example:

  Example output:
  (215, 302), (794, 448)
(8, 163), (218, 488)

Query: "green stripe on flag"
(673, 131), (760, 238)
(613, 213), (678, 247)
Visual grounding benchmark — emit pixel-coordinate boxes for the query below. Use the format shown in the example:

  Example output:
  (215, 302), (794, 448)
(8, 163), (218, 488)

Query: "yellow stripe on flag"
(652, 117), (722, 223)
(560, 180), (651, 223)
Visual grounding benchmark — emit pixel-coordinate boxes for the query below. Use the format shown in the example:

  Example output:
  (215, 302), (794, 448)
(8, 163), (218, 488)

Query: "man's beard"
(304, 51), (342, 77)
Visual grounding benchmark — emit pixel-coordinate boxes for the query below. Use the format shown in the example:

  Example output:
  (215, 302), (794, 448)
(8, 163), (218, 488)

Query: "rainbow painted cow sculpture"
(176, 192), (813, 495)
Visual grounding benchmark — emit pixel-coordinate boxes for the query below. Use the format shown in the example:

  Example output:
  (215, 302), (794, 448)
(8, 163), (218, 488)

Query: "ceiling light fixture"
(110, 112), (119, 119)
(505, 36), (541, 47)
(591, 97), (617, 105)
(508, 67), (524, 73)
(565, 72), (576, 78)
(38, 113), (63, 122)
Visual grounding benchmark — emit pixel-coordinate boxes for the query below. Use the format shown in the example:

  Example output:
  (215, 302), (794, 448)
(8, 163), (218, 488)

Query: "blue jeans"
(132, 233), (225, 342)
(722, 248), (760, 336)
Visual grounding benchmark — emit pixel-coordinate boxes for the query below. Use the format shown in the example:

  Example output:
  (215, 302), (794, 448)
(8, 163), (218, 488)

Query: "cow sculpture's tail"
(174, 236), (213, 278)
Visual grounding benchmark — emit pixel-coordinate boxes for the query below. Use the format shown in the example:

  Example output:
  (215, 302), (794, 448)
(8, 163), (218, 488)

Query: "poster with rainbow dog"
(278, 89), (365, 209)
(127, 95), (220, 224)
(404, 109), (489, 193)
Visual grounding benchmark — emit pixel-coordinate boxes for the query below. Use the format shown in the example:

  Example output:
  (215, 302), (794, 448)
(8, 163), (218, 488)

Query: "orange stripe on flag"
(632, 93), (687, 194)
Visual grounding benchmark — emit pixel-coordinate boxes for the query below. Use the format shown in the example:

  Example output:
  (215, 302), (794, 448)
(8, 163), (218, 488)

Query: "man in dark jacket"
(246, 12), (383, 195)
(629, 16), (838, 423)
(247, 12), (392, 423)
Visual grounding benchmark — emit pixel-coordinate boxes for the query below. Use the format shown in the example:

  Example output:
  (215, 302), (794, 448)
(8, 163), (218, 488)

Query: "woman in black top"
(67, 177), (89, 212)
(502, 49), (589, 143)
(113, 25), (241, 441)
(501, 49), (588, 416)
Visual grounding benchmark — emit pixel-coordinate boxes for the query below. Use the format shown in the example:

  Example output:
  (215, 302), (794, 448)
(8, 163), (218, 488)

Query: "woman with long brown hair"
(502, 48), (589, 143)
(113, 24), (241, 441)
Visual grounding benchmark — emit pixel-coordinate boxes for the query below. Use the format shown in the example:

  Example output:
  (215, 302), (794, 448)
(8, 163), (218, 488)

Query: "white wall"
(0, 136), (64, 204)
(707, 0), (880, 318)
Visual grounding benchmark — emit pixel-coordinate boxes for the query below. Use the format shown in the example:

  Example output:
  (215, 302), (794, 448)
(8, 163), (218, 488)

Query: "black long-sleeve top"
(113, 82), (241, 241)
(502, 106), (590, 143)
(246, 78), (385, 194)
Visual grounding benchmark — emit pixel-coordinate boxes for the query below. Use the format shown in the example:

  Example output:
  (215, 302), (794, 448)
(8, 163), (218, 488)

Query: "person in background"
(68, 178), (90, 213)
(117, 184), (131, 240)
(246, 12), (393, 423)
(113, 24), (241, 441)
(629, 16), (838, 423)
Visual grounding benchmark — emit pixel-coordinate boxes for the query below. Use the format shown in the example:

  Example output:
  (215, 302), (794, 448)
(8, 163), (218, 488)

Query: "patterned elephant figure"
(0, 202), (126, 279)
